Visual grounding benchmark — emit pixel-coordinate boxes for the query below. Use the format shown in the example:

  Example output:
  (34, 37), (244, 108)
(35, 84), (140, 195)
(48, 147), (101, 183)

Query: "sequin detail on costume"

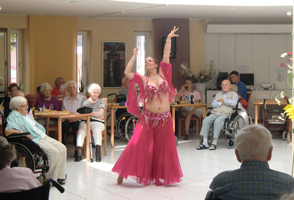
(142, 109), (171, 129)
(145, 74), (170, 103)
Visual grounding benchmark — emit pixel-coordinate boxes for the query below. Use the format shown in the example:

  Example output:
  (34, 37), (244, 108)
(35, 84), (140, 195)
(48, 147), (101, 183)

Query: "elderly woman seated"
(5, 96), (67, 185)
(0, 136), (41, 193)
(35, 82), (60, 126)
(59, 83), (70, 98)
(75, 83), (105, 162)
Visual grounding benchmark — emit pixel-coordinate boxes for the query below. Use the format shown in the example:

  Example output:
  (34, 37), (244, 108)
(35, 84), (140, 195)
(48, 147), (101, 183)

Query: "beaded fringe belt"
(142, 109), (171, 129)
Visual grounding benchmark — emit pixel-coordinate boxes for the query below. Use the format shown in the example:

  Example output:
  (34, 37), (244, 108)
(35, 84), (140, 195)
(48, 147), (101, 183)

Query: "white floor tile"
(49, 130), (293, 200)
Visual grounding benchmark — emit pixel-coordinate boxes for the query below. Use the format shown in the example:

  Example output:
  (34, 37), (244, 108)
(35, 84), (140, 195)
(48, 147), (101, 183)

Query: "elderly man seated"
(210, 124), (294, 199)
(0, 136), (41, 193)
(5, 96), (67, 185)
(197, 80), (238, 150)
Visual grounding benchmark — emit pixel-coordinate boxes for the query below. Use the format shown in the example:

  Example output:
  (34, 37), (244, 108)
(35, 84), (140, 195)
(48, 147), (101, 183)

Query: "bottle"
(191, 95), (194, 104)
(42, 103), (46, 113)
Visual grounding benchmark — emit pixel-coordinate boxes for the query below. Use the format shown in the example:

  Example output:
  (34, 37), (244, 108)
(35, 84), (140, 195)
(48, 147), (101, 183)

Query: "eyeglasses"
(19, 104), (29, 108)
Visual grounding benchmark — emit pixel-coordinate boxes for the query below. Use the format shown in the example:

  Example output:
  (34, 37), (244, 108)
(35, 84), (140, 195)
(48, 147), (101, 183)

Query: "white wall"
(205, 33), (292, 90)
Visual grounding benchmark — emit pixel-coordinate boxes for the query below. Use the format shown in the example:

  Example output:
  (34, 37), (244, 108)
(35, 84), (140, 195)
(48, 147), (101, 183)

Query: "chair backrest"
(26, 94), (38, 108)
(246, 90), (253, 112)
(197, 90), (202, 103)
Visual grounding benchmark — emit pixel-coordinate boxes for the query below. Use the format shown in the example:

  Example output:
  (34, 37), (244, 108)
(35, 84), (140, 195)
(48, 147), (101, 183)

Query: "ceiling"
(0, 0), (293, 23)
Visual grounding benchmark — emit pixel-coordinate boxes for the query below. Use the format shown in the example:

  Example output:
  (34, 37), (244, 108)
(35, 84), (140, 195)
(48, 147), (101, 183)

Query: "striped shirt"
(62, 94), (85, 112)
(210, 161), (294, 200)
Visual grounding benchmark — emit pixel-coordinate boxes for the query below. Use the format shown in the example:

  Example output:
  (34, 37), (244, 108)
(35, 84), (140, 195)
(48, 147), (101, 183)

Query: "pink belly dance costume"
(112, 61), (183, 186)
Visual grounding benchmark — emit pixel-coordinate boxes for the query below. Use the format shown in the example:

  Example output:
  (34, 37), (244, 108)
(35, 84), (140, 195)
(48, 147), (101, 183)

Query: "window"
(134, 32), (151, 75)
(77, 31), (88, 92)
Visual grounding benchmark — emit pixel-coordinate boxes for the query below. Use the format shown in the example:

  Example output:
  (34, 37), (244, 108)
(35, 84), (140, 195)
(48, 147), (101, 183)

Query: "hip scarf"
(141, 109), (171, 129)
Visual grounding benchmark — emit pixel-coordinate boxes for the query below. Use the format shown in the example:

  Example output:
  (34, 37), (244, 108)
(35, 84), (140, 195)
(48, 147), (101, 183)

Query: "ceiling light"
(0, 6), (2, 10)
(110, 0), (293, 6)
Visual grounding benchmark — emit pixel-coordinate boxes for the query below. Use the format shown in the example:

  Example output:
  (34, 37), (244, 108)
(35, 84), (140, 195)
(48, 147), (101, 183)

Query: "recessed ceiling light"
(68, 1), (77, 3)
(0, 6), (2, 10)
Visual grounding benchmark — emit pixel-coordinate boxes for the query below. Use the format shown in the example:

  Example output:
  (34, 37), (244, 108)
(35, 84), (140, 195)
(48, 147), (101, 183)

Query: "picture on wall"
(102, 41), (126, 88)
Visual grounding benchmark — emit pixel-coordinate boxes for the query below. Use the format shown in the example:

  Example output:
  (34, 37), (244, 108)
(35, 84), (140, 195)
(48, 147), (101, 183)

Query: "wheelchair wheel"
(116, 112), (133, 141)
(11, 142), (35, 172)
(282, 131), (287, 141)
(125, 115), (139, 141)
(226, 139), (235, 149)
(232, 115), (245, 138)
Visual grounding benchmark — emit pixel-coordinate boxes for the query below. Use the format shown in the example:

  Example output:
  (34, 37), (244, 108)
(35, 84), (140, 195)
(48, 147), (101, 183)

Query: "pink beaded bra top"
(145, 73), (170, 103)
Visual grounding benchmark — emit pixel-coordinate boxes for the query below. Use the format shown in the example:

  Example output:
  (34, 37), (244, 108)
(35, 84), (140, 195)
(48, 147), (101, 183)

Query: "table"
(253, 99), (288, 124)
(35, 111), (92, 161)
(170, 103), (207, 132)
(107, 104), (126, 148)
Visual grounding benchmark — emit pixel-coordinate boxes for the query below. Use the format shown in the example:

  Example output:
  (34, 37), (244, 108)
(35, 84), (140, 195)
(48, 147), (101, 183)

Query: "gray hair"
(11, 90), (24, 98)
(0, 136), (16, 170)
(66, 81), (77, 89)
(40, 82), (53, 93)
(122, 77), (129, 84)
(10, 96), (27, 110)
(59, 84), (67, 93)
(87, 83), (101, 95)
(231, 84), (238, 92)
(55, 77), (64, 84)
(236, 124), (272, 161)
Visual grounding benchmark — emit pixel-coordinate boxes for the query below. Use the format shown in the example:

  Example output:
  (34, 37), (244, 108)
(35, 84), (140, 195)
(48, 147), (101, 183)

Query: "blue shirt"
(210, 161), (294, 200)
(237, 80), (247, 101)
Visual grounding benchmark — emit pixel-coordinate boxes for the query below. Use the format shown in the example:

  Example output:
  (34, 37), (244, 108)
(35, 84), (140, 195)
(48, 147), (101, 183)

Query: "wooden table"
(171, 103), (207, 132)
(253, 99), (288, 124)
(35, 111), (92, 161)
(107, 104), (127, 148)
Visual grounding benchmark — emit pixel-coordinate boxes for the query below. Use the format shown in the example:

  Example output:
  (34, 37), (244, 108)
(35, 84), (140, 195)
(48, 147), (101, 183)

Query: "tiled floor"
(49, 131), (293, 200)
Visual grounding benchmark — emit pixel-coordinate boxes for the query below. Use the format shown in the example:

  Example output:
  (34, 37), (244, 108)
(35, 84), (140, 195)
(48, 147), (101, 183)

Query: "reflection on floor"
(50, 131), (292, 200)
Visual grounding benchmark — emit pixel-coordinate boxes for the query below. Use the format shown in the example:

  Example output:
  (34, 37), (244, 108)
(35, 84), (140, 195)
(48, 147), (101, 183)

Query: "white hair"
(9, 96), (27, 110)
(66, 80), (77, 89)
(40, 82), (53, 93)
(59, 84), (67, 93)
(231, 84), (238, 92)
(236, 124), (272, 161)
(87, 83), (101, 94)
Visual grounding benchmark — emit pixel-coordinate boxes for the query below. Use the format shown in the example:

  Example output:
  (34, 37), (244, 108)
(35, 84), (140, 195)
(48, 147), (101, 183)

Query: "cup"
(39, 107), (42, 112)
(49, 104), (54, 111)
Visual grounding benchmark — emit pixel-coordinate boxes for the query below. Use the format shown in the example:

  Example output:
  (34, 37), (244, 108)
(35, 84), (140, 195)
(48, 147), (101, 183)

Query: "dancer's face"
(145, 57), (157, 72)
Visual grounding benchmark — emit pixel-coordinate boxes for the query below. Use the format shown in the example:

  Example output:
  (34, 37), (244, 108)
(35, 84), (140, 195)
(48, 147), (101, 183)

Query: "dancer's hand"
(132, 47), (139, 58)
(167, 26), (179, 39)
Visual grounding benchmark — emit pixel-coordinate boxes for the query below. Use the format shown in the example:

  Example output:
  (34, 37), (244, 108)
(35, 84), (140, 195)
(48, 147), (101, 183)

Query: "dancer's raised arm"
(124, 47), (139, 81)
(162, 26), (179, 64)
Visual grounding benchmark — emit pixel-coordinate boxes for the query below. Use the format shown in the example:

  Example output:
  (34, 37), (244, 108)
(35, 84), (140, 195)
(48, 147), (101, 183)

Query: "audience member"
(62, 81), (85, 154)
(5, 96), (67, 184)
(51, 77), (65, 97)
(4, 90), (26, 119)
(75, 83), (105, 162)
(177, 77), (201, 140)
(229, 71), (247, 102)
(197, 80), (237, 150)
(1, 83), (18, 117)
(59, 83), (70, 98)
(210, 124), (294, 200)
(0, 136), (41, 193)
(36, 85), (42, 96)
(35, 82), (60, 126)
(117, 77), (129, 100)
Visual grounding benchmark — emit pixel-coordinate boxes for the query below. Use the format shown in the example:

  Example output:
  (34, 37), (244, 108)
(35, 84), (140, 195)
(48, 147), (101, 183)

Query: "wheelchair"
(106, 93), (139, 141)
(0, 178), (64, 200)
(201, 99), (250, 149)
(1, 112), (50, 182)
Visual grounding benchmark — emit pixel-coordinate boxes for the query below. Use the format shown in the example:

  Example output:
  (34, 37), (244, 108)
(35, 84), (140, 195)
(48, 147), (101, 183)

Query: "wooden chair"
(178, 90), (202, 138)
(26, 94), (38, 108)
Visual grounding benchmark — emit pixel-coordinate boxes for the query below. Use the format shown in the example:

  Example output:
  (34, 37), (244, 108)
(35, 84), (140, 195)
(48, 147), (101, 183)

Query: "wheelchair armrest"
(6, 132), (31, 138)
(45, 179), (65, 193)
(233, 108), (241, 111)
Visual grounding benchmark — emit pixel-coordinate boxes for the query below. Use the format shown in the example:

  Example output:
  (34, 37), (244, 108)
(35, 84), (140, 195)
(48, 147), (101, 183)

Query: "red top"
(51, 87), (60, 96)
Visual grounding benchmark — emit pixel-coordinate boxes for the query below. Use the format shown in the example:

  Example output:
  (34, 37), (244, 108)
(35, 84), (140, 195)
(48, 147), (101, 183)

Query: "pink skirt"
(111, 110), (183, 185)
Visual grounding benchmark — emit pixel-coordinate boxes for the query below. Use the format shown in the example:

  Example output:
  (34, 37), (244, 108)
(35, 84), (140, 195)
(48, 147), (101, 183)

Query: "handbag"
(77, 107), (93, 114)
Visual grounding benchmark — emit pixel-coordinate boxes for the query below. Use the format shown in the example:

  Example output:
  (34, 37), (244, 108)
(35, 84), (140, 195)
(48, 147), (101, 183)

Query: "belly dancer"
(112, 26), (183, 186)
